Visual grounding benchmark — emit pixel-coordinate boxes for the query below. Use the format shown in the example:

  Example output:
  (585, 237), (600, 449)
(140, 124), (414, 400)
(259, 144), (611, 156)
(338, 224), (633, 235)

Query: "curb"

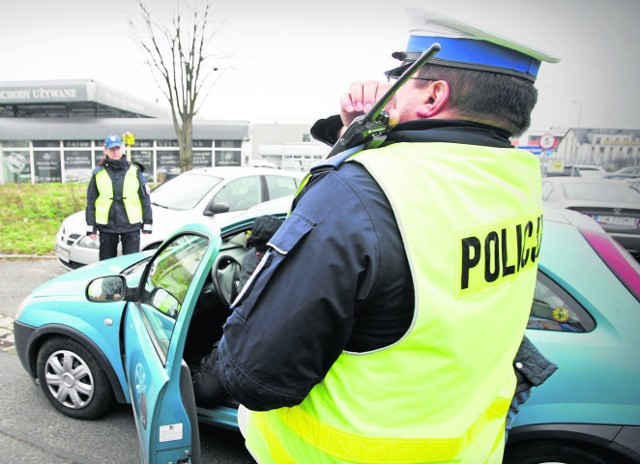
(0, 254), (57, 260)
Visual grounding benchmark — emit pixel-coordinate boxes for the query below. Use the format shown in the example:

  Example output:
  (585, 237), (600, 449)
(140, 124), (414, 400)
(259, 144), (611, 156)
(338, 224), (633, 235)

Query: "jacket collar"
(387, 119), (514, 148)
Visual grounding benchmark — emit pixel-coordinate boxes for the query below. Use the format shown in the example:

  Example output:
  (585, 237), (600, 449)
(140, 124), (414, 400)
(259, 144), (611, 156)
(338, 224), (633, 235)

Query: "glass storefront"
(0, 138), (242, 184)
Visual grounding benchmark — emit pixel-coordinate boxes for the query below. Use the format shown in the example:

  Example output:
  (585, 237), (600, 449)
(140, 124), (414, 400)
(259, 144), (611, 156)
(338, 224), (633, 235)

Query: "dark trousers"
(192, 346), (227, 408)
(99, 231), (141, 261)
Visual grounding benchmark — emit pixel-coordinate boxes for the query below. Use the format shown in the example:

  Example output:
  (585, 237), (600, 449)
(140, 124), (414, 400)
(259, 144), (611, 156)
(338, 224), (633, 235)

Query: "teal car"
(506, 207), (640, 464)
(14, 203), (640, 463)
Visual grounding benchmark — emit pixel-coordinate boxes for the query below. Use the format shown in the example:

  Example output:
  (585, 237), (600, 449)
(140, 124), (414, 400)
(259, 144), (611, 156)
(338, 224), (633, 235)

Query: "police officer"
(86, 135), (152, 261)
(202, 8), (559, 463)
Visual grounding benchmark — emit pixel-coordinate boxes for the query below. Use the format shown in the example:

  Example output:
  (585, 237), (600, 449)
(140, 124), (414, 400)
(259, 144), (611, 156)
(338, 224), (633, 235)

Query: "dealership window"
(0, 137), (245, 184)
(63, 150), (92, 182)
(192, 151), (213, 169)
(63, 140), (91, 148)
(33, 149), (62, 183)
(131, 150), (154, 183)
(214, 140), (241, 167)
(215, 140), (241, 148)
(1, 149), (31, 183)
(0, 140), (29, 148)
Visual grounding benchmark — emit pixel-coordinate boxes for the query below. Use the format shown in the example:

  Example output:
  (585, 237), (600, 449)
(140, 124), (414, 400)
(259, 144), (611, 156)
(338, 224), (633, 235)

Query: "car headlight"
(77, 235), (100, 249)
(15, 295), (32, 320)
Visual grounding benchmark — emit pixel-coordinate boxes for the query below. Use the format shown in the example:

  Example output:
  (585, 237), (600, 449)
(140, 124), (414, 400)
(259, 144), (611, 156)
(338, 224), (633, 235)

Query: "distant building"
(554, 128), (640, 171)
(249, 122), (328, 171)
(0, 79), (249, 184)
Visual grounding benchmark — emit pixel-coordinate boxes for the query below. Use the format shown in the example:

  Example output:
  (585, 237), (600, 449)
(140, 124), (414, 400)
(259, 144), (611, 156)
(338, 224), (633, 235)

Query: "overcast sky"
(1, 0), (639, 134)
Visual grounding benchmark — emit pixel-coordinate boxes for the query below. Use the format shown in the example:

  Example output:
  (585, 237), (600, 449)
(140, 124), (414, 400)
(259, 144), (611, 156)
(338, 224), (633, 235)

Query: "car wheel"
(505, 440), (619, 464)
(36, 337), (114, 420)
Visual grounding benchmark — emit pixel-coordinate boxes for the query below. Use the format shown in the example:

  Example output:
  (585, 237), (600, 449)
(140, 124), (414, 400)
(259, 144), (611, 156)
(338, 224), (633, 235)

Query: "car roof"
(183, 166), (305, 180)
(542, 176), (626, 185)
(569, 164), (605, 169)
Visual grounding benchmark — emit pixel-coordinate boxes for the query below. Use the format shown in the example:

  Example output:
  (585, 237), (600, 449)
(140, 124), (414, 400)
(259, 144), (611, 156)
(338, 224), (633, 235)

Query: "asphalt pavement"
(0, 256), (64, 354)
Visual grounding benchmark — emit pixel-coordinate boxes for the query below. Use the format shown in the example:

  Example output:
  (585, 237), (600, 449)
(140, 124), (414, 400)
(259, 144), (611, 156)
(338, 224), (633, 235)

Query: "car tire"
(504, 439), (620, 464)
(36, 337), (114, 420)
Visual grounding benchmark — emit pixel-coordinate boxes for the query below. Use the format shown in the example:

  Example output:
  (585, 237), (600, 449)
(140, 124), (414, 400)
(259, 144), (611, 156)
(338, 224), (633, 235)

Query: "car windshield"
(151, 172), (223, 210)
(562, 183), (640, 202)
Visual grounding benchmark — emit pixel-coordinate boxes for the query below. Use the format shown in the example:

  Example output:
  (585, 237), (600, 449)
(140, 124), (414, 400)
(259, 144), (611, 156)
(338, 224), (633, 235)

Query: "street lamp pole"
(571, 100), (582, 128)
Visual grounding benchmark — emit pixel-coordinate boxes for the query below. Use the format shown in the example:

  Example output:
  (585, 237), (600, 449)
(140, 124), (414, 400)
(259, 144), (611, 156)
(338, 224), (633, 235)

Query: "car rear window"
(529, 272), (596, 332)
(151, 173), (223, 210)
(562, 182), (640, 202)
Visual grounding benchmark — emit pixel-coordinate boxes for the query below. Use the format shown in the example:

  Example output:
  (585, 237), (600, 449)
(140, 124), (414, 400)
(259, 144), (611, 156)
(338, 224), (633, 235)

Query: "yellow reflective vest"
(245, 142), (543, 463)
(94, 165), (143, 225)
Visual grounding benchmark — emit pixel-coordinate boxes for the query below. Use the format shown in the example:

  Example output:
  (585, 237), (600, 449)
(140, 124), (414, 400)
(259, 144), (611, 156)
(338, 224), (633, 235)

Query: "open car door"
(123, 227), (220, 464)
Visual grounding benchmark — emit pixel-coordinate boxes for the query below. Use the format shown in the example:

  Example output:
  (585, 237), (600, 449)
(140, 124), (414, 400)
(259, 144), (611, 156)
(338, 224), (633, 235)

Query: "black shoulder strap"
(291, 144), (365, 210)
(310, 146), (362, 174)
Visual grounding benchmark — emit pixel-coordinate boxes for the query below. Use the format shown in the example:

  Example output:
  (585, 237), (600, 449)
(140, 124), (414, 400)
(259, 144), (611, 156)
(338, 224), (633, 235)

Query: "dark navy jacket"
(86, 158), (152, 234)
(214, 119), (537, 411)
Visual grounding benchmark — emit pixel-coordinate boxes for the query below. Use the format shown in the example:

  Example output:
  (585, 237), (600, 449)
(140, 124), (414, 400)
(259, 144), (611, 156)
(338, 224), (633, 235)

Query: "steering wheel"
(212, 255), (242, 308)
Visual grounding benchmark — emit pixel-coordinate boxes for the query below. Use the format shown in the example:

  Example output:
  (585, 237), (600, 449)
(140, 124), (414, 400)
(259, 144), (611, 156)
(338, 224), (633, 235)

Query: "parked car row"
(544, 164), (607, 177)
(607, 165), (640, 179)
(55, 167), (304, 270)
(542, 176), (640, 260)
(15, 198), (640, 463)
(544, 164), (640, 179)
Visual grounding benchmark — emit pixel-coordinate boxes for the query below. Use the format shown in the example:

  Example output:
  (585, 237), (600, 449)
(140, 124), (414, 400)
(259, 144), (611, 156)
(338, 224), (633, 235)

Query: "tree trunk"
(179, 117), (193, 172)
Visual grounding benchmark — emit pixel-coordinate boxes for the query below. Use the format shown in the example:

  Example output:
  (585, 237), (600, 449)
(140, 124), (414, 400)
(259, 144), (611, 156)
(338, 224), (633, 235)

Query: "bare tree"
(131, 0), (224, 172)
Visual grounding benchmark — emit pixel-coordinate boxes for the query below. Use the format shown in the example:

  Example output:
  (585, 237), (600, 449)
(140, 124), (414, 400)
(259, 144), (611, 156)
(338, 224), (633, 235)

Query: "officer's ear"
(416, 80), (450, 118)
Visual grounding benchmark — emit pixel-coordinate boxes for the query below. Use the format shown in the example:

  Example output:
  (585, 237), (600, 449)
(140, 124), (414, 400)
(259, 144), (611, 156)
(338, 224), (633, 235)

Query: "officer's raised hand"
(339, 80), (399, 129)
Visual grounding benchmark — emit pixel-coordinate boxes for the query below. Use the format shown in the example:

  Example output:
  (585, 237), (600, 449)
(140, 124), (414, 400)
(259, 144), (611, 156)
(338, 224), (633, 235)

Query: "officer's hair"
(416, 64), (538, 136)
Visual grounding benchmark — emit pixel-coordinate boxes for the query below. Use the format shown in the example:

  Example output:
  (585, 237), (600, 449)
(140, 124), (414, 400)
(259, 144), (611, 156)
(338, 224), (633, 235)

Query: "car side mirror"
(87, 276), (126, 302)
(151, 287), (181, 318)
(204, 201), (230, 216)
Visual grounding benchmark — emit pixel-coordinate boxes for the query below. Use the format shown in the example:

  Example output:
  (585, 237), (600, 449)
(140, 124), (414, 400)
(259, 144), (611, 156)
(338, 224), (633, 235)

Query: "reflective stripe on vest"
(246, 142), (542, 463)
(251, 398), (509, 463)
(94, 166), (143, 224)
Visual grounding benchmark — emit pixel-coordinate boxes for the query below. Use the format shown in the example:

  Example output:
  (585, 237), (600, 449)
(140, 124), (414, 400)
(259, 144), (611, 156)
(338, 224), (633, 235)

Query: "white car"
(55, 167), (305, 270)
(544, 164), (606, 177)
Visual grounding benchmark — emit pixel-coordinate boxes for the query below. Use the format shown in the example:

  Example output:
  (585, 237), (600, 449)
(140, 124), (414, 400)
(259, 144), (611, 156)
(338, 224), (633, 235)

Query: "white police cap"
(386, 8), (560, 82)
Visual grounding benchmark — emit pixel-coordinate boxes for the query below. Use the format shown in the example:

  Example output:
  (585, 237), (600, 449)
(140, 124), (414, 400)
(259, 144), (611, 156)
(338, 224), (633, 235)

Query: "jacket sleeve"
(215, 169), (380, 411)
(514, 335), (558, 394)
(137, 169), (153, 227)
(310, 114), (343, 146)
(85, 173), (99, 234)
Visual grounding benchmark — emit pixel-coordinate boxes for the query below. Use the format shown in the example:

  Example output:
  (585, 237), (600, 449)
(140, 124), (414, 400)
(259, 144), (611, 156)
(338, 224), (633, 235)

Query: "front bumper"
(13, 320), (36, 376)
(55, 240), (98, 270)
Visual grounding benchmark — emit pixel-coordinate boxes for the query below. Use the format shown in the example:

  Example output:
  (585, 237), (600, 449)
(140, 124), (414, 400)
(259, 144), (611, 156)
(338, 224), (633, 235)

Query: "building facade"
(0, 80), (249, 184)
(249, 122), (328, 171)
(0, 119), (248, 184)
(554, 128), (640, 171)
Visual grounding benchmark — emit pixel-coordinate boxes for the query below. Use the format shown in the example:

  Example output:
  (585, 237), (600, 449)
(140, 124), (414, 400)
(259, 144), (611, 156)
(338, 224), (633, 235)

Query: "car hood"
(31, 252), (149, 298)
(62, 210), (86, 232)
(62, 205), (243, 249)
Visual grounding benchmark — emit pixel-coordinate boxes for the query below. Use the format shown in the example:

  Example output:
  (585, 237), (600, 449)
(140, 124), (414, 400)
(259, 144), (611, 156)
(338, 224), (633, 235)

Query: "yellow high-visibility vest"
(246, 142), (542, 463)
(94, 165), (143, 225)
